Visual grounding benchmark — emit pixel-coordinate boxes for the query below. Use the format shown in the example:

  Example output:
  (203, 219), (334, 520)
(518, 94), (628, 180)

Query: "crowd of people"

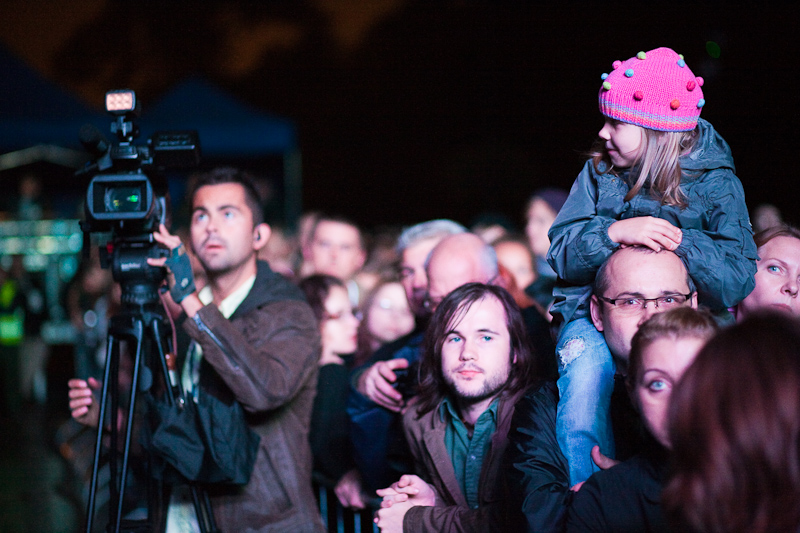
(63, 46), (800, 533)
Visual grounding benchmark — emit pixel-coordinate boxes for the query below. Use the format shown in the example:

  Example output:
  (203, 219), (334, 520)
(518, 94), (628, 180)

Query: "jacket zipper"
(192, 313), (240, 370)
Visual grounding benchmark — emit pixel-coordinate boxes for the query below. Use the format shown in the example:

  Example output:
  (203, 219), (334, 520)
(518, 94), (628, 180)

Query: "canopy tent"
(140, 78), (303, 227)
(0, 45), (302, 226)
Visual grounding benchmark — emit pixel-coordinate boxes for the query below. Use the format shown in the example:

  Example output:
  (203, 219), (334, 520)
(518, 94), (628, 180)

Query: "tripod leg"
(114, 320), (145, 533)
(84, 332), (117, 533)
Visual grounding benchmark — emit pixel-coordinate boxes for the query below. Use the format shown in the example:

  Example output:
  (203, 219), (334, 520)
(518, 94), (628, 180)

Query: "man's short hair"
(594, 246), (696, 298)
(310, 214), (366, 251)
(395, 219), (467, 255)
(190, 167), (264, 226)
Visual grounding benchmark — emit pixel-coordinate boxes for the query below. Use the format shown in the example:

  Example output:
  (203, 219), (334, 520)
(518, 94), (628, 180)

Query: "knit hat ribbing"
(598, 47), (705, 132)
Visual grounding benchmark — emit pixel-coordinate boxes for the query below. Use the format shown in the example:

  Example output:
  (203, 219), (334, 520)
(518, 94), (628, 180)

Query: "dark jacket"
(566, 441), (670, 533)
(183, 261), (324, 532)
(401, 387), (531, 532)
(547, 118), (757, 324)
(347, 329), (423, 492)
(506, 381), (571, 533)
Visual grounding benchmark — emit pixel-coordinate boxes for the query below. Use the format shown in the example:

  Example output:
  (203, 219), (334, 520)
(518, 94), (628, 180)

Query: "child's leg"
(555, 317), (616, 486)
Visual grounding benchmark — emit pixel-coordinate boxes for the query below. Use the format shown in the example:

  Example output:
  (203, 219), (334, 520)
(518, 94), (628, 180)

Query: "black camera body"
(79, 90), (201, 306)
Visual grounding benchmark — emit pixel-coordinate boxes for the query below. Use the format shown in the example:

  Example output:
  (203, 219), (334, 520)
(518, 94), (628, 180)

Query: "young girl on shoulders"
(546, 47), (757, 485)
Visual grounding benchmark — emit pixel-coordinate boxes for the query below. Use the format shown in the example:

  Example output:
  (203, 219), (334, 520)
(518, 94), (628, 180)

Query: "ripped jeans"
(555, 316), (616, 485)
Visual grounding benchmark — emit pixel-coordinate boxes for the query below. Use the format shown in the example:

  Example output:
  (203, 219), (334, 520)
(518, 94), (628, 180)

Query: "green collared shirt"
(440, 396), (499, 510)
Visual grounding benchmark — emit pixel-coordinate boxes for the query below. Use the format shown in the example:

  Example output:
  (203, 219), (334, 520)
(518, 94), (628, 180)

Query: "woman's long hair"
(590, 125), (698, 207)
(414, 283), (538, 417)
(663, 312), (800, 533)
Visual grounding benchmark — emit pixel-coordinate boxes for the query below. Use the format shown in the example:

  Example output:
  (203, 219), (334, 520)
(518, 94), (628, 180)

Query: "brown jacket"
(401, 389), (526, 532)
(183, 261), (324, 532)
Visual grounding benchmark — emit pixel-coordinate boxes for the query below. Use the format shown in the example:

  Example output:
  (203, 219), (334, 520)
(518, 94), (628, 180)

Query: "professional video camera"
(78, 89), (200, 306)
(77, 91), (210, 533)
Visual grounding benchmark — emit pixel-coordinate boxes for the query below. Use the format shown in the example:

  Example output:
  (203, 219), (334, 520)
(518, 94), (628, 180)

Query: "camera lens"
(104, 186), (142, 213)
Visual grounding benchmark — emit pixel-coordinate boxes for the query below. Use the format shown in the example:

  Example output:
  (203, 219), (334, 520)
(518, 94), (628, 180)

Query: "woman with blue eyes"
(735, 225), (800, 320)
(566, 307), (717, 532)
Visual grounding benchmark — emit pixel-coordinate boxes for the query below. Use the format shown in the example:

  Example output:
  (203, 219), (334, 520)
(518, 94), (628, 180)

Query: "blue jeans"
(555, 317), (616, 485)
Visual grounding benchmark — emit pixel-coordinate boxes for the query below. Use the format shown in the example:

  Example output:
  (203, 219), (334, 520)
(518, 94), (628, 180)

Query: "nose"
(598, 121), (612, 141)
(638, 302), (659, 325)
(784, 278), (799, 297)
(412, 270), (428, 292)
(460, 341), (477, 361)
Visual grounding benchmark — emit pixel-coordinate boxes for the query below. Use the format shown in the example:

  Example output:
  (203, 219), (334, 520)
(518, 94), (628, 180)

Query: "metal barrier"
(314, 479), (377, 533)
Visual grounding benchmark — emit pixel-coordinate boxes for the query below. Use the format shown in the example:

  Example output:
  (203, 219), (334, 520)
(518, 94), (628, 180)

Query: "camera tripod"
(84, 288), (217, 533)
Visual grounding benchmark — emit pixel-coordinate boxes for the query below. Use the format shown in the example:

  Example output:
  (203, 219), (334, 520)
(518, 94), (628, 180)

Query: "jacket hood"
(232, 260), (305, 319)
(680, 117), (735, 177)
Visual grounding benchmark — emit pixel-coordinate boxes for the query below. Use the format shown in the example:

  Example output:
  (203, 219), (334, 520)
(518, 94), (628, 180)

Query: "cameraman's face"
(190, 183), (259, 276)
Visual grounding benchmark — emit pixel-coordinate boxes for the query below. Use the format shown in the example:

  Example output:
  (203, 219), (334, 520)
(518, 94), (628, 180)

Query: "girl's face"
(525, 198), (558, 258)
(738, 236), (800, 319)
(367, 282), (415, 344)
(321, 285), (360, 356)
(598, 118), (643, 169)
(635, 335), (706, 449)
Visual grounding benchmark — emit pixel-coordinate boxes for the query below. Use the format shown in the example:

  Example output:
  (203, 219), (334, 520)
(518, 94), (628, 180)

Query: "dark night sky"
(3, 2), (799, 230)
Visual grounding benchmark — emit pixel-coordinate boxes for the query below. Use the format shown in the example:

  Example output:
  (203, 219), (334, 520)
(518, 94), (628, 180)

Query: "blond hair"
(591, 126), (698, 208)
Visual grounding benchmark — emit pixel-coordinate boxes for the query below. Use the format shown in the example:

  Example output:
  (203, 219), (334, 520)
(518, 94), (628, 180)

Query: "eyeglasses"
(598, 292), (694, 314)
(322, 309), (363, 322)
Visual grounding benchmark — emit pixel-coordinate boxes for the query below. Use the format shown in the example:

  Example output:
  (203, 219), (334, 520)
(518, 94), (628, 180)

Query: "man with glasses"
(589, 246), (697, 375)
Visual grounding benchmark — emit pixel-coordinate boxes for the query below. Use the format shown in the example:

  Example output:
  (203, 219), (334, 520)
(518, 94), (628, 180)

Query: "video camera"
(78, 89), (200, 305)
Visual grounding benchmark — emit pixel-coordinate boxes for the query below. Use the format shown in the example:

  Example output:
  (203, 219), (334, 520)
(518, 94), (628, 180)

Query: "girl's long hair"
(590, 126), (698, 208)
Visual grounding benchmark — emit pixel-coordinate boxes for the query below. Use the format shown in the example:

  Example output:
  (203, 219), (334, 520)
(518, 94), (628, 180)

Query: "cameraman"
(69, 168), (325, 531)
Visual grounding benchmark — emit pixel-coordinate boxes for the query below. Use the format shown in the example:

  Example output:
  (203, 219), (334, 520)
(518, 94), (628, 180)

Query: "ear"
(590, 294), (605, 333)
(355, 248), (367, 270)
(252, 223), (271, 252)
(689, 291), (698, 309)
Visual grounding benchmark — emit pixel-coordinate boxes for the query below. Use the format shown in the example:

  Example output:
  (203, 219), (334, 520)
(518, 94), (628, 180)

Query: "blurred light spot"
(706, 41), (721, 59)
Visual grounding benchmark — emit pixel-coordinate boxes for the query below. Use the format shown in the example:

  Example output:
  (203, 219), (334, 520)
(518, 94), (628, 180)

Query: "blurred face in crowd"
(591, 249), (697, 367)
(633, 335), (705, 448)
(191, 183), (266, 277)
(367, 282), (415, 344)
(441, 295), (514, 405)
(494, 240), (536, 290)
(738, 236), (800, 320)
(306, 220), (366, 281)
(399, 237), (440, 317)
(525, 198), (558, 258)
(321, 285), (360, 357)
(426, 234), (496, 313)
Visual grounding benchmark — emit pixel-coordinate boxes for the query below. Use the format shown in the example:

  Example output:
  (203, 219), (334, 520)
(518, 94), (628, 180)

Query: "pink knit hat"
(598, 47), (705, 132)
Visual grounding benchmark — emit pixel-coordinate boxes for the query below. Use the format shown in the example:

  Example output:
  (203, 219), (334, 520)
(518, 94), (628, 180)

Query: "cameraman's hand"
(147, 224), (202, 317)
(357, 358), (408, 412)
(68, 377), (101, 428)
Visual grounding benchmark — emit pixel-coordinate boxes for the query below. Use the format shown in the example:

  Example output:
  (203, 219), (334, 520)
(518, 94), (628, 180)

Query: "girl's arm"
(547, 163), (620, 285)
(674, 171), (757, 310)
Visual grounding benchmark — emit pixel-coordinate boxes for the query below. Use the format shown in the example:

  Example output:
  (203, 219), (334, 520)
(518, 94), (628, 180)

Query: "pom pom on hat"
(597, 47), (705, 132)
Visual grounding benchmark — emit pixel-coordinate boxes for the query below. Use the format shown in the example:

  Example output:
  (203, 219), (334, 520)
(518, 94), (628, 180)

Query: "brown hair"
(298, 274), (346, 323)
(626, 306), (717, 391)
(753, 223), (800, 249)
(590, 125), (698, 207)
(414, 283), (538, 417)
(663, 312), (800, 532)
